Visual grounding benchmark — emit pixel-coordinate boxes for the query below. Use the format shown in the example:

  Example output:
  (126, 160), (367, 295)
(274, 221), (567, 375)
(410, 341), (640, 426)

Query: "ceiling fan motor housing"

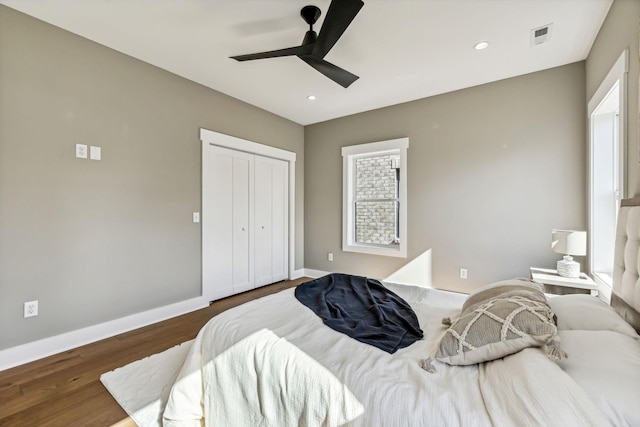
(301, 5), (321, 26)
(302, 30), (318, 45)
(301, 5), (320, 45)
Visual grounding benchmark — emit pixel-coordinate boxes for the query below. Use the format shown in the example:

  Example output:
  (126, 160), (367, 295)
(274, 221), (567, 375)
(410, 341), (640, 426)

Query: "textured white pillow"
(548, 294), (639, 338)
(468, 278), (545, 295)
(558, 330), (640, 426)
(436, 279), (559, 366)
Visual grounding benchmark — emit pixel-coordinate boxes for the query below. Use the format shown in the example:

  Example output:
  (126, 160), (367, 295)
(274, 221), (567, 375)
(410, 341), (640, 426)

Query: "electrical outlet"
(75, 144), (88, 159)
(328, 252), (333, 261)
(24, 300), (38, 318)
(459, 268), (468, 279)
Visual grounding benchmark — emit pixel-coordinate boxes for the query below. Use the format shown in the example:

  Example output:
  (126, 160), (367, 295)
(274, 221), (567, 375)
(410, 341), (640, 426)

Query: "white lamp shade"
(551, 230), (587, 256)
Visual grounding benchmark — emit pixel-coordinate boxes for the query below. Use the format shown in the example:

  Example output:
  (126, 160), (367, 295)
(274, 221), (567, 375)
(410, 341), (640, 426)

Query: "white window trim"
(342, 137), (408, 258)
(587, 49), (627, 298)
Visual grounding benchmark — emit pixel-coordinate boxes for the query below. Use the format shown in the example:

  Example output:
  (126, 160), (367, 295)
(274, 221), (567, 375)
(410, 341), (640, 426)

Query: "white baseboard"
(0, 296), (208, 372)
(1, 269), (334, 372)
(291, 268), (306, 280)
(303, 268), (332, 278)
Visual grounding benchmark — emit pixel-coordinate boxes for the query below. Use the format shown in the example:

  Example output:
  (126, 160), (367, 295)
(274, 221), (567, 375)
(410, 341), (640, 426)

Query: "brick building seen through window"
(354, 154), (400, 246)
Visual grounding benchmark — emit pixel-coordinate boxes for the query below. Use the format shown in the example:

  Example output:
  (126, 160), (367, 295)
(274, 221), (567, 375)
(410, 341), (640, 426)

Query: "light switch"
(193, 212), (200, 223)
(75, 144), (88, 159)
(90, 146), (101, 160)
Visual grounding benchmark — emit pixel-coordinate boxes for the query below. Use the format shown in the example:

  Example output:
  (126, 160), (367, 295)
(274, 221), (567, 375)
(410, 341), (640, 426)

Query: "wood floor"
(0, 277), (310, 426)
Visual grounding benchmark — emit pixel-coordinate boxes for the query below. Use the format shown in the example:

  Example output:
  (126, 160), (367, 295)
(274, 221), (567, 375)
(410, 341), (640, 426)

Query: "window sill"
(343, 244), (406, 258)
(592, 271), (612, 288)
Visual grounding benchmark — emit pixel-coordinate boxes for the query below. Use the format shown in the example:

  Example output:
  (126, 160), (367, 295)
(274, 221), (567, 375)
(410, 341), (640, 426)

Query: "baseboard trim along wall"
(0, 270), (334, 371)
(291, 268), (306, 280)
(303, 268), (332, 278)
(0, 296), (209, 372)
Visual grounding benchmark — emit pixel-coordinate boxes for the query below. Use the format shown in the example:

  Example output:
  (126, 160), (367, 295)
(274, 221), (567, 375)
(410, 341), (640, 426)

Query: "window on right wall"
(588, 49), (627, 291)
(342, 138), (408, 258)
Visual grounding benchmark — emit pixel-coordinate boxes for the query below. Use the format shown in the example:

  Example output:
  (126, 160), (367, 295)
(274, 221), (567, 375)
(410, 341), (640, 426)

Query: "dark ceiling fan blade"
(312, 0), (363, 59)
(231, 44), (314, 61)
(298, 55), (359, 88)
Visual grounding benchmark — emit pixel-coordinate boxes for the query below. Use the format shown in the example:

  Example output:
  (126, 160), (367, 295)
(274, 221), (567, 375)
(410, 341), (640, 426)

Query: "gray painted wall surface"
(586, 0), (640, 197)
(305, 63), (587, 294)
(0, 6), (304, 350)
(4, 0), (632, 353)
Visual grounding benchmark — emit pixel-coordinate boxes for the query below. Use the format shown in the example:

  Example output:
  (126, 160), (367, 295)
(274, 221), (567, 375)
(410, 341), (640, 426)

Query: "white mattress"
(163, 283), (616, 426)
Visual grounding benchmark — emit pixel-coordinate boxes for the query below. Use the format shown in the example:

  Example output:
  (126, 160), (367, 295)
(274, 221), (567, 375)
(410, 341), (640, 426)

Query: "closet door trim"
(200, 128), (296, 302)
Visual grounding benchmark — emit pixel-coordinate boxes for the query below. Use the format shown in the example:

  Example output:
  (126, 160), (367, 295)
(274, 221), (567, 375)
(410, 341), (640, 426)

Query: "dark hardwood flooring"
(0, 277), (310, 426)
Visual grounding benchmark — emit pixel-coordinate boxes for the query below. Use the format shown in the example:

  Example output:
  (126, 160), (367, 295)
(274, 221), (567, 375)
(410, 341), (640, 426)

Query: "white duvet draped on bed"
(163, 283), (612, 426)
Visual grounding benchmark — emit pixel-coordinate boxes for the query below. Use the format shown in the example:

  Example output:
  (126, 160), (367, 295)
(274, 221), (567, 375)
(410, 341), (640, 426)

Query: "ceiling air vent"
(531, 23), (553, 46)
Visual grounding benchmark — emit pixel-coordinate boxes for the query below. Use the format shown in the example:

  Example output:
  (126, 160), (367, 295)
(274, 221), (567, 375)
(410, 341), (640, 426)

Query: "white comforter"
(163, 283), (611, 426)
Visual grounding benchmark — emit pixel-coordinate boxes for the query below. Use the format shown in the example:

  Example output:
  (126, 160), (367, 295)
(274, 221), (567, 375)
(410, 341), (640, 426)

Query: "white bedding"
(163, 283), (615, 426)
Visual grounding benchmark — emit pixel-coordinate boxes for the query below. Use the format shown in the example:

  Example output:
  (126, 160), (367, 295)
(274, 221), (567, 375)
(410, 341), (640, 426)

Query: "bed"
(162, 198), (640, 426)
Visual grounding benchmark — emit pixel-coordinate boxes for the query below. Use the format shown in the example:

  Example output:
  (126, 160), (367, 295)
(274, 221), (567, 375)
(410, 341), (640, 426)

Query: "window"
(588, 50), (627, 293)
(342, 138), (408, 257)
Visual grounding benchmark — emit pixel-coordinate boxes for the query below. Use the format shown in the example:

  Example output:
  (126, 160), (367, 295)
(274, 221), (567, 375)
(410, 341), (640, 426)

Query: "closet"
(202, 143), (289, 302)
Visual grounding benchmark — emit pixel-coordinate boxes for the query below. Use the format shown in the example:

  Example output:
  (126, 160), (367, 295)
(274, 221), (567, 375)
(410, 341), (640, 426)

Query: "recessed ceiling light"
(307, 95), (317, 101)
(474, 41), (489, 50)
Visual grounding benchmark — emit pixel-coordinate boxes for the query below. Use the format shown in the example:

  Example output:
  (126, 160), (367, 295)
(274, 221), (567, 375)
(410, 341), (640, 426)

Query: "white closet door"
(254, 157), (273, 287)
(270, 159), (288, 282)
(254, 156), (288, 287)
(231, 153), (254, 293)
(203, 138), (291, 301)
(203, 146), (253, 301)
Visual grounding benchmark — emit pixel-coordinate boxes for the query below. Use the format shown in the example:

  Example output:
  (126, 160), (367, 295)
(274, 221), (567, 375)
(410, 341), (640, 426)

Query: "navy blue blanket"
(294, 273), (423, 354)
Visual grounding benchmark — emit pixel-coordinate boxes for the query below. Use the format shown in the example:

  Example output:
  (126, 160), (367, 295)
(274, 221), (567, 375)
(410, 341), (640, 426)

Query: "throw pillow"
(558, 330), (640, 426)
(436, 278), (561, 366)
(548, 294), (639, 338)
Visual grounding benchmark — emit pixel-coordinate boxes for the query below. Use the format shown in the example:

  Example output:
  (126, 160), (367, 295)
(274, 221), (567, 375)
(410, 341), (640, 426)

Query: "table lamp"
(551, 230), (587, 278)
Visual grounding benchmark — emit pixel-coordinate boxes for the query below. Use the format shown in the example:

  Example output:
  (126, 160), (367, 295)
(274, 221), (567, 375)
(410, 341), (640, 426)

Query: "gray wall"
(305, 63), (587, 294)
(4, 0), (626, 352)
(0, 6), (304, 350)
(586, 0), (640, 197)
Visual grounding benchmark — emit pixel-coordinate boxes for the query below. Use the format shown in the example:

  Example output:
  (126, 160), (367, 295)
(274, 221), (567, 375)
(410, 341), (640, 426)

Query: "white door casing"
(201, 129), (296, 302)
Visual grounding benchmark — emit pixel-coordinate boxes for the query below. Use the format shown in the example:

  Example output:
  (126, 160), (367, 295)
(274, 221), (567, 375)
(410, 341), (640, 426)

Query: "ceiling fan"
(230, 0), (364, 88)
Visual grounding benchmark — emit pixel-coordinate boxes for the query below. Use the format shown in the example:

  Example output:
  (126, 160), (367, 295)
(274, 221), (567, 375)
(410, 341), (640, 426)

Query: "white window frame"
(342, 137), (408, 258)
(587, 49), (627, 297)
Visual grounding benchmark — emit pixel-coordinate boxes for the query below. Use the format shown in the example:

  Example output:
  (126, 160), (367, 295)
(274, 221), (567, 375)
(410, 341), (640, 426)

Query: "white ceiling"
(1, 0), (612, 125)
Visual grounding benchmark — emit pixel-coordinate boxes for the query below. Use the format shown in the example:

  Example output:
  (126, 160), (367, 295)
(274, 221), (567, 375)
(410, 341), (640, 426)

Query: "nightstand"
(530, 267), (598, 297)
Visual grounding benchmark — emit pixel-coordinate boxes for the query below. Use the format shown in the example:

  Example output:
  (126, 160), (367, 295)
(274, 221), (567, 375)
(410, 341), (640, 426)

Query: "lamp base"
(557, 255), (580, 278)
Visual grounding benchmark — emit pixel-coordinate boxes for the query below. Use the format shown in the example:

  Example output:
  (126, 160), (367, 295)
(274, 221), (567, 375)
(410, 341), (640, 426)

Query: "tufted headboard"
(612, 197), (640, 333)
